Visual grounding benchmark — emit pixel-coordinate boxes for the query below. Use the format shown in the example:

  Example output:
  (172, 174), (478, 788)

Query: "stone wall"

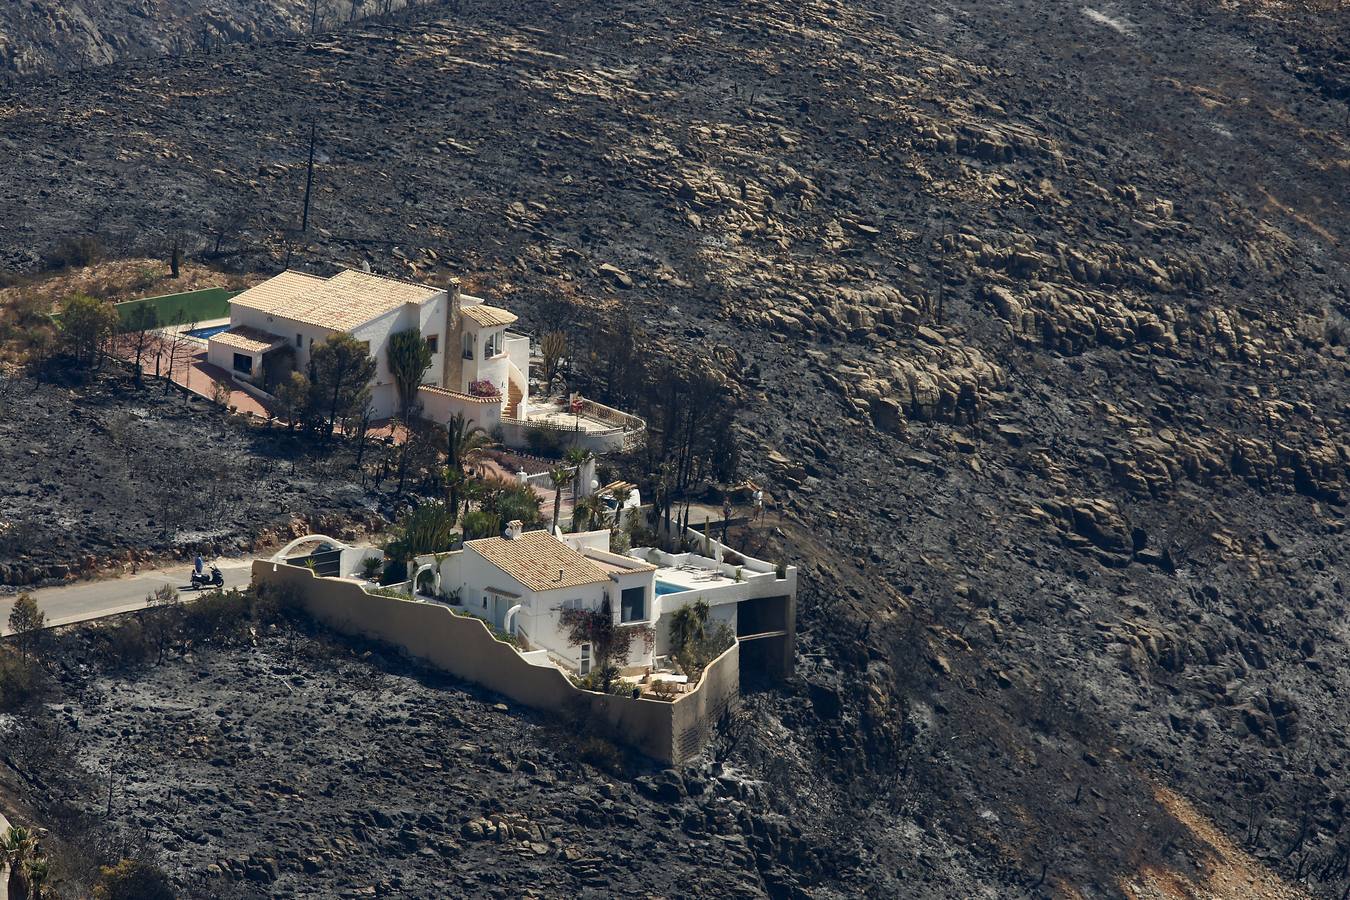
(252, 561), (739, 764)
(672, 642), (741, 761)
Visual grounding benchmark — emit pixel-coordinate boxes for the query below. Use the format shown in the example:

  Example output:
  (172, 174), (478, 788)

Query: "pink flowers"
(468, 378), (501, 398)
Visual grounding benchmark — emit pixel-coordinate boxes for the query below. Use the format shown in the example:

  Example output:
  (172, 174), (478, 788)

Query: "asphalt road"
(0, 559), (255, 636)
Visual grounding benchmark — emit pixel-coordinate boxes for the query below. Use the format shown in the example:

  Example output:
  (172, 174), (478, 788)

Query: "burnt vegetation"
(0, 0), (1347, 896)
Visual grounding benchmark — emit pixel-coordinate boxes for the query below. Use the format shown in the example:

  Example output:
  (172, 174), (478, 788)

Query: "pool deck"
(655, 564), (736, 592)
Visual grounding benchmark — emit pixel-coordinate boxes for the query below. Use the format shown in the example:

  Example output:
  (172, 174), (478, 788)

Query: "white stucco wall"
(230, 304), (334, 374)
(417, 388), (503, 431)
(460, 322), (510, 396)
(206, 340), (258, 379)
(434, 540), (657, 672)
(231, 291), (448, 420)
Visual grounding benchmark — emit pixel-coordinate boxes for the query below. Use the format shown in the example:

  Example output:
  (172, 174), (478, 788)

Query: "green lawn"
(116, 287), (241, 331)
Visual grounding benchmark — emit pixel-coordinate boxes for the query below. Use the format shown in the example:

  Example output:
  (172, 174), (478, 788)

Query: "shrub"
(181, 589), (251, 644)
(211, 379), (232, 407)
(366, 585), (412, 600)
(250, 580), (300, 625)
(0, 650), (41, 709)
(525, 427), (561, 456)
(42, 235), (102, 271)
(103, 618), (149, 667)
(461, 509), (501, 540)
(577, 735), (624, 775)
(648, 679), (680, 701)
(93, 858), (175, 900)
(360, 555), (382, 580)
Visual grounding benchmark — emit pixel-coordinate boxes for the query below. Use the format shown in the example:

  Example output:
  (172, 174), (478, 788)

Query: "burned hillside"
(0, 0), (1347, 895)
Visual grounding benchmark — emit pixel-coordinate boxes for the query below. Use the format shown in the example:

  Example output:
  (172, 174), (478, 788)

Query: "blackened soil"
(0, 373), (383, 585)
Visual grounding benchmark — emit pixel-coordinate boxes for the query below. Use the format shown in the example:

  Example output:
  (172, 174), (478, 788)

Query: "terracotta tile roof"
(209, 325), (285, 354)
(466, 530), (611, 592)
(417, 384), (501, 404)
(231, 269), (441, 332)
(588, 555), (658, 575)
(460, 303), (518, 328)
(226, 270), (326, 317)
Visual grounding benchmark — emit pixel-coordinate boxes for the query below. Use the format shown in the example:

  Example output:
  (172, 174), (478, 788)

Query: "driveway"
(0, 559), (255, 637)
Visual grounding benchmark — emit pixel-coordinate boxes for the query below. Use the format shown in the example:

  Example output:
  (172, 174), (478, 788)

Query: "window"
(232, 353), (252, 374)
(579, 643), (592, 675)
(426, 334), (438, 353)
(484, 330), (502, 358)
(462, 332), (474, 360)
(620, 586), (646, 623)
(296, 333), (302, 348)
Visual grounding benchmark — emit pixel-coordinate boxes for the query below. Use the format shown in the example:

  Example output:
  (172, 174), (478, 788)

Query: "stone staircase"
(506, 380), (523, 419)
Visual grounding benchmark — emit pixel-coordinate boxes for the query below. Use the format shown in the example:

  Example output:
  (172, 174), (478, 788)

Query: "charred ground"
(0, 0), (1347, 896)
(0, 372), (387, 585)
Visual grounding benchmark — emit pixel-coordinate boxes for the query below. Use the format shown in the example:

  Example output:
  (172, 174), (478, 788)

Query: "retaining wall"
(252, 561), (738, 764)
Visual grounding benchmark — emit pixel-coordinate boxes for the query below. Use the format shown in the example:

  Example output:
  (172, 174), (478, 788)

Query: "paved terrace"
(114, 317), (273, 418)
(653, 562), (738, 591)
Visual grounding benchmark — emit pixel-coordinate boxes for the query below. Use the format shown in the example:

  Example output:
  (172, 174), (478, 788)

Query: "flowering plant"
(468, 378), (501, 398)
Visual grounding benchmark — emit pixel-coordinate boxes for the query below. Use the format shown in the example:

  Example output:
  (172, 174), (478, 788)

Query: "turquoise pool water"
(655, 580), (690, 596)
(186, 323), (232, 339)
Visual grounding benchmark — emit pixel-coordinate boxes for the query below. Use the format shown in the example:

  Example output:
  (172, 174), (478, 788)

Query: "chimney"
(505, 519), (524, 540)
(443, 276), (463, 392)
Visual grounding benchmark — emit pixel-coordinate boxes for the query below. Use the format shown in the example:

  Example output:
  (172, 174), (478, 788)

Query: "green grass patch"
(116, 287), (241, 331)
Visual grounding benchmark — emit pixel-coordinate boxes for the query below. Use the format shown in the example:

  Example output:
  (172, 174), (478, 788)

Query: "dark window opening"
(620, 586), (646, 623)
(232, 353), (252, 374)
(426, 334), (438, 353)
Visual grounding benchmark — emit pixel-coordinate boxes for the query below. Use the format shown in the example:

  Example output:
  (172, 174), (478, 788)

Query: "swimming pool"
(655, 580), (690, 596)
(185, 323), (232, 340)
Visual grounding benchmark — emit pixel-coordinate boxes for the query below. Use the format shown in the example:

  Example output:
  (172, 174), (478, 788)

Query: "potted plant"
(360, 555), (382, 581)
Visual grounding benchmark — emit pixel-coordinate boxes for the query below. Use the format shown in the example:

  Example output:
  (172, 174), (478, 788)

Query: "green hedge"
(116, 287), (241, 331)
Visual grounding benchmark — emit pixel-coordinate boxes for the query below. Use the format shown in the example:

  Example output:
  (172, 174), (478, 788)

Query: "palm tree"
(446, 412), (494, 520)
(2, 825), (37, 900)
(573, 493), (608, 533)
(547, 465), (573, 534)
(564, 445), (591, 506)
(668, 599), (711, 675)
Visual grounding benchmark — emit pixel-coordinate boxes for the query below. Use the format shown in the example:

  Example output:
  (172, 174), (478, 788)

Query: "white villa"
(421, 520), (797, 681)
(205, 268), (644, 453)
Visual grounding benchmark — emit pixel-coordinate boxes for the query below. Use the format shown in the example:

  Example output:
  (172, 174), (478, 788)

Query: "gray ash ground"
(1, 0), (1348, 895)
(15, 622), (848, 899)
(0, 373), (386, 585)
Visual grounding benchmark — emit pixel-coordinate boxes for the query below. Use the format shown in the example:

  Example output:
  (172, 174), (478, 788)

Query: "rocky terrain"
(0, 373), (386, 585)
(0, 0), (1347, 896)
(0, 0), (426, 78)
